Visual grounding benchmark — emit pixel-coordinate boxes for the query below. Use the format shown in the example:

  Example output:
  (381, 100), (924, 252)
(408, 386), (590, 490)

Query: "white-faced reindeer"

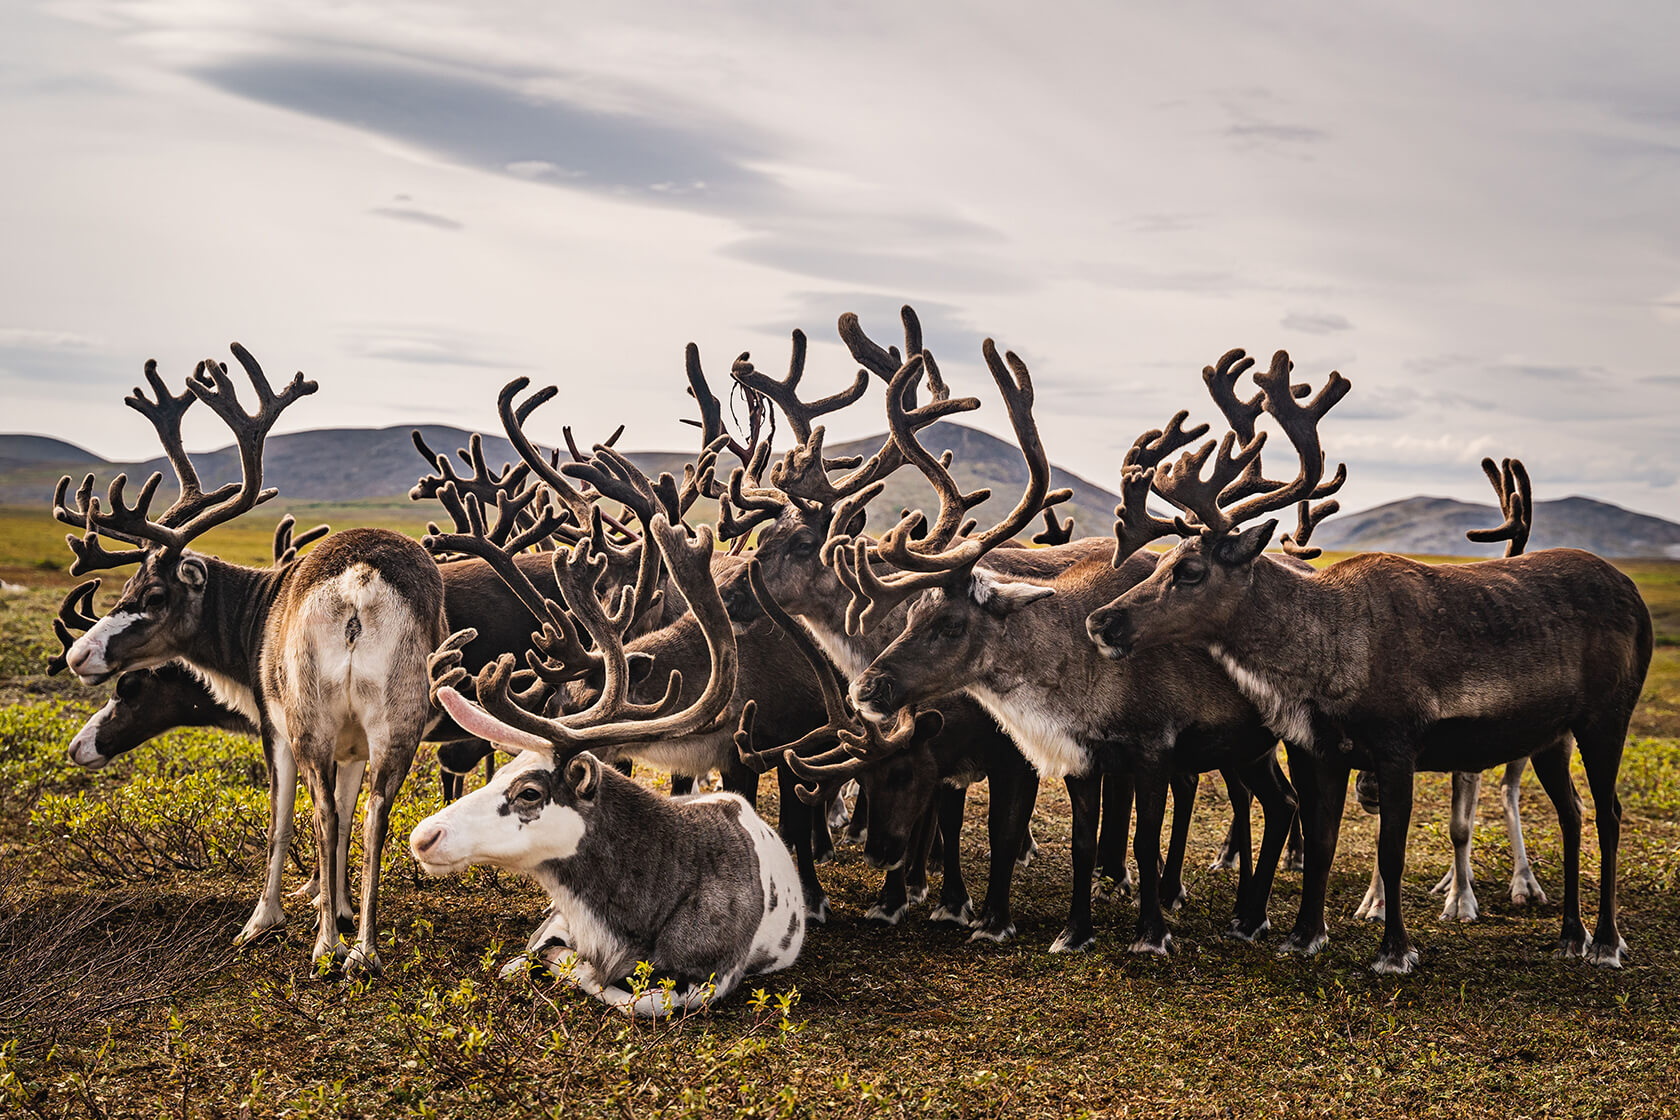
(1088, 349), (1651, 972)
(833, 336), (1301, 956)
(55, 349), (445, 975)
(410, 516), (804, 1018)
(1352, 458), (1567, 924)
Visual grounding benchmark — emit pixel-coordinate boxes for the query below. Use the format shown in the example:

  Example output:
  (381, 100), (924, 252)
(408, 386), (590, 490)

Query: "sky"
(3, 0), (1679, 519)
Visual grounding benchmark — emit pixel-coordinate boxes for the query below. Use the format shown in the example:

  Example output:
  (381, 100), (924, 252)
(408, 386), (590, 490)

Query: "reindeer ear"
(625, 651), (655, 687)
(565, 754), (601, 800)
(971, 571), (1055, 616)
(912, 709), (944, 743)
(1215, 520), (1277, 567)
(175, 556), (208, 589)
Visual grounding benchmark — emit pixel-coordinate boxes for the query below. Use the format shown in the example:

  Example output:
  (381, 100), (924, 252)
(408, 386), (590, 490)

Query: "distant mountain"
(1312, 495), (1680, 559)
(0, 423), (1123, 539)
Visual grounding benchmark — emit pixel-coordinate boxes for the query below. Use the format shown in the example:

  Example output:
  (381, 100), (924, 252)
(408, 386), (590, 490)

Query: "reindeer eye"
(513, 786), (544, 805)
(1174, 559), (1207, 586)
(143, 590), (168, 612)
(789, 536), (818, 557)
(938, 617), (967, 639)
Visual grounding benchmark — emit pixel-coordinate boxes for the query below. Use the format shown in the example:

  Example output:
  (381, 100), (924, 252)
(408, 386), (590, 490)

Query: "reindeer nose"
(852, 672), (899, 715)
(410, 825), (444, 858)
(1088, 608), (1133, 658)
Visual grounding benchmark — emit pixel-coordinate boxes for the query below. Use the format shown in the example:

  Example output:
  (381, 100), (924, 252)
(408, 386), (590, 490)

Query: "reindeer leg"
(1094, 770), (1133, 900)
(236, 731), (296, 945)
(296, 741), (345, 972)
(1575, 718), (1628, 967)
(350, 708), (423, 979)
(1212, 770), (1250, 871)
(1354, 850), (1386, 922)
(1530, 740), (1586, 957)
(1371, 753), (1420, 974)
(1229, 751), (1295, 941)
(779, 767), (828, 923)
(669, 774), (696, 797)
(1502, 756), (1545, 905)
(972, 756), (1035, 943)
(931, 785), (974, 927)
(1051, 773), (1102, 953)
(903, 799), (938, 907)
(845, 786), (870, 845)
(332, 757), (366, 940)
(1437, 771), (1481, 921)
(1159, 771), (1196, 911)
(1280, 744), (1348, 958)
(1130, 760), (1173, 955)
(720, 760), (759, 811)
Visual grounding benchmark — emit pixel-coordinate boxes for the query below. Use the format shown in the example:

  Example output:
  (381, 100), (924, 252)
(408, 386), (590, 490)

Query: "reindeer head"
(1087, 348), (1349, 659)
(55, 348), (317, 683)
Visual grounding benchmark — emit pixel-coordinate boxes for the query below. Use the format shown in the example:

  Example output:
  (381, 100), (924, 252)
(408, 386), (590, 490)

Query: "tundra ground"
(2, 506), (1678, 1118)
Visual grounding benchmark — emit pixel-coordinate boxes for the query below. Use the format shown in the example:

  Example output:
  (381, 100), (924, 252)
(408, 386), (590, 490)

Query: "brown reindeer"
(1087, 349), (1652, 972)
(55, 348), (445, 975)
(835, 336), (1299, 954)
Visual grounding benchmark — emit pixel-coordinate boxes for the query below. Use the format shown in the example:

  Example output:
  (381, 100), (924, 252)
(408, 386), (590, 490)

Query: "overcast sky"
(4, 1), (1678, 518)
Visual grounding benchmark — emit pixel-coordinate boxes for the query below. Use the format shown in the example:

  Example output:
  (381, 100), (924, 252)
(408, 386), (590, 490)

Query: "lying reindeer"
(412, 516), (804, 1017)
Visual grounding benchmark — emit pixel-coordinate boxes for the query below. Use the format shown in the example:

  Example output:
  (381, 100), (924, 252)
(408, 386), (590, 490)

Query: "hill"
(0, 423), (1122, 539)
(1313, 495), (1680, 558)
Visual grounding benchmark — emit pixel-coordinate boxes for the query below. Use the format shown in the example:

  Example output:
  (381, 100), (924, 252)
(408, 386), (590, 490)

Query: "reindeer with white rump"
(410, 514), (804, 1017)
(54, 348), (445, 975)
(1088, 349), (1652, 973)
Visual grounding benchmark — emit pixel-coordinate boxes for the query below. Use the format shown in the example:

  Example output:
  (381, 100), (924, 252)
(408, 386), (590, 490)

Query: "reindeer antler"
(53, 347), (317, 574)
(45, 579), (101, 675)
(1466, 457), (1532, 557)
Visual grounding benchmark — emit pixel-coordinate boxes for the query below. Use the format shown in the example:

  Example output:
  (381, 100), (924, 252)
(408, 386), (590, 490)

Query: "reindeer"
(54, 348), (445, 975)
(1351, 458), (1565, 925)
(411, 516), (803, 1018)
(1087, 349), (1651, 972)
(833, 337), (1300, 955)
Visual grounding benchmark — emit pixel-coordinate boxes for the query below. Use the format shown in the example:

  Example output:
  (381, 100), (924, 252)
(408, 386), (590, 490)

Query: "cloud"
(369, 205), (463, 230)
(339, 326), (524, 369)
(1280, 311), (1352, 335)
(192, 50), (775, 212)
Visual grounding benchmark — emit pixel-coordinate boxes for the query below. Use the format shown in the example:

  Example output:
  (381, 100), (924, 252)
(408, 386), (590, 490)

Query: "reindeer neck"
(795, 601), (901, 682)
(180, 556), (286, 694)
(1205, 557), (1353, 719)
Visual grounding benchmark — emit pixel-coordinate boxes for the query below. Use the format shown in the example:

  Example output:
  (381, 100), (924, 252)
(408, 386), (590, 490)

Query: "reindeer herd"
(41, 308), (1653, 1016)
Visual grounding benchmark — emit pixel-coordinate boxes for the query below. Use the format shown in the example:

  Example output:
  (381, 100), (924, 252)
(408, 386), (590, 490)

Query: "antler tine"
(272, 513), (331, 566)
(125, 359), (243, 525)
(1216, 350), (1351, 531)
(468, 518), (738, 761)
(1201, 348), (1265, 446)
(563, 446), (676, 629)
(1466, 456), (1532, 557)
(166, 345), (318, 543)
(1151, 429), (1265, 534)
(1032, 507), (1074, 546)
(59, 493), (154, 575)
(496, 378), (600, 531)
(562, 424), (624, 465)
(1279, 497), (1341, 560)
(53, 469), (167, 549)
(45, 578), (102, 674)
(731, 331), (870, 447)
(714, 464), (784, 543)
(684, 343), (762, 467)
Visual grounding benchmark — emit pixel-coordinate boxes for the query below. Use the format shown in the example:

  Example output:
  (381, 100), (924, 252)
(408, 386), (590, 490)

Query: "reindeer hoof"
(1556, 934), (1587, 959)
(1509, 871), (1546, 906)
(1429, 869), (1455, 896)
(806, 895), (830, 925)
(969, 922), (1015, 944)
(1278, 928), (1328, 957)
(1438, 890), (1479, 923)
(866, 903), (906, 926)
(1162, 885), (1189, 912)
(1226, 917), (1270, 942)
(843, 827), (867, 847)
(1586, 938), (1628, 969)
(291, 876), (320, 901)
(1209, 848), (1240, 871)
(930, 900), (974, 927)
(1283, 851), (1305, 874)
(1093, 874), (1132, 902)
(1353, 890), (1386, 921)
(1129, 931), (1172, 956)
(906, 884), (929, 906)
(1016, 838), (1039, 868)
(346, 944), (384, 979)
(1049, 926), (1095, 954)
(498, 954), (535, 981)
(1372, 946), (1419, 975)
(233, 908), (286, 947)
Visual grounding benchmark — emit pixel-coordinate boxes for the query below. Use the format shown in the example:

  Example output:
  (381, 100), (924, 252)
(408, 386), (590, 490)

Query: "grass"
(1, 514), (1678, 1116)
